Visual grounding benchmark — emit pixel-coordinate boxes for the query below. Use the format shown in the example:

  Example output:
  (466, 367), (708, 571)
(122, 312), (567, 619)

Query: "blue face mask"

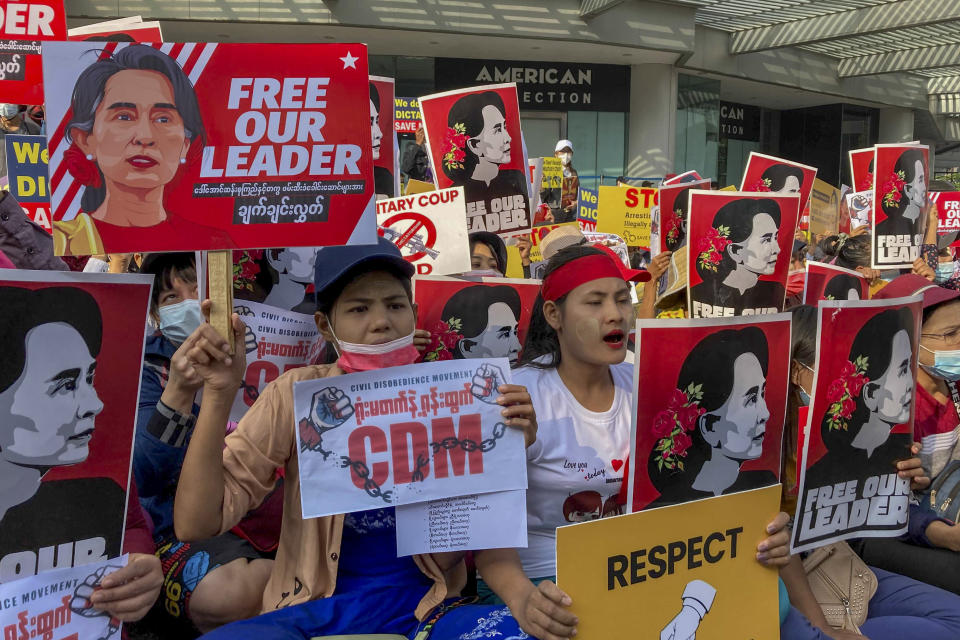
(936, 262), (956, 284)
(797, 386), (811, 407)
(921, 345), (960, 382)
(158, 299), (203, 345)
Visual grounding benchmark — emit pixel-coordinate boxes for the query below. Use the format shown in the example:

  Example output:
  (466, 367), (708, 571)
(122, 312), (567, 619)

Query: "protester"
(555, 140), (579, 223)
(0, 191), (66, 271)
(468, 230), (507, 275)
(400, 127), (432, 183)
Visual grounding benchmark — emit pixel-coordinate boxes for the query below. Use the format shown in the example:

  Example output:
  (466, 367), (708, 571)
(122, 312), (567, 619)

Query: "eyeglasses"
(921, 326), (960, 343)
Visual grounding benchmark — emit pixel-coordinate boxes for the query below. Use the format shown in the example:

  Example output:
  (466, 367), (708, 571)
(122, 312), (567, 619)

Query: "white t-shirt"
(513, 361), (633, 578)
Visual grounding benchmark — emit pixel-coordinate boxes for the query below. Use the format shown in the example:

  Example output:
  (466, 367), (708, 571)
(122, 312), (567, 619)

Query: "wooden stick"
(207, 249), (234, 350)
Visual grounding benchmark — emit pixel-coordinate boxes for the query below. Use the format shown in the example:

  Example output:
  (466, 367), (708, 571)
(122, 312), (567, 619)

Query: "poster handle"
(207, 249), (235, 351)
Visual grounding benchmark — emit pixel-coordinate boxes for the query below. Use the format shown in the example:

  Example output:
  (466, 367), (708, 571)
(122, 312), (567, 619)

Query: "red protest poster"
(740, 152), (817, 212)
(658, 178), (710, 254)
(370, 75), (398, 199)
(0, 0), (65, 104)
(849, 147), (874, 192)
(871, 143), (930, 269)
(663, 169), (702, 186)
(413, 275), (540, 366)
(932, 191), (960, 238)
(419, 83), (531, 237)
(0, 270), (151, 583)
(68, 18), (164, 42)
(626, 314), (790, 512)
(803, 262), (870, 305)
(42, 42), (377, 255)
(791, 296), (922, 553)
(687, 190), (800, 318)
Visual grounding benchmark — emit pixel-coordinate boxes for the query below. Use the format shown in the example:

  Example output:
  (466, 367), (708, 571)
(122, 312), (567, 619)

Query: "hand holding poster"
(370, 75), (399, 199)
(43, 42), (378, 255)
(657, 178), (710, 254)
(293, 359), (527, 518)
(791, 296), (922, 553)
(4, 133), (51, 231)
(556, 485), (781, 640)
(376, 187), (471, 276)
(418, 83), (531, 237)
(626, 314), (789, 512)
(804, 262), (870, 305)
(871, 144), (930, 269)
(687, 190), (800, 318)
(595, 185), (655, 247)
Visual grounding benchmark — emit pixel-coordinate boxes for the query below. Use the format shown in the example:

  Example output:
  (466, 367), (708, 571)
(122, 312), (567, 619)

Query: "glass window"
(675, 74), (719, 181)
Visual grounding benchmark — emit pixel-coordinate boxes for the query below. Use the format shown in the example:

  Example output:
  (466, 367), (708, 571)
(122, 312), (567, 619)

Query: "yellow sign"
(596, 186), (655, 247)
(557, 485), (781, 639)
(808, 178), (840, 236)
(720, 185), (737, 191)
(405, 178), (436, 195)
(542, 157), (562, 190)
(527, 221), (580, 264)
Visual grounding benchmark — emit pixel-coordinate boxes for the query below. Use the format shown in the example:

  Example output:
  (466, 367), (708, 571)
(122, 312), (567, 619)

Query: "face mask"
(158, 299), (203, 345)
(558, 152), (572, 166)
(331, 328), (420, 373)
(921, 345), (960, 382)
(797, 386), (811, 407)
(0, 104), (17, 118)
(462, 269), (502, 278)
(936, 262), (956, 283)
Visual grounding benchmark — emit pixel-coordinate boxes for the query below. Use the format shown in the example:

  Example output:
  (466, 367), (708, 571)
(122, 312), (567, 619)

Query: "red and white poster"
(686, 190), (800, 318)
(849, 147), (874, 192)
(791, 296), (922, 553)
(377, 187), (471, 277)
(0, 0), (65, 104)
(0, 270), (151, 584)
(933, 191), (960, 239)
(414, 275), (540, 366)
(42, 42), (378, 255)
(871, 143), (930, 269)
(626, 313), (790, 512)
(419, 83), (531, 237)
(804, 262), (870, 305)
(663, 170), (702, 186)
(658, 178), (710, 254)
(740, 152), (817, 213)
(68, 16), (164, 42)
(370, 75), (399, 199)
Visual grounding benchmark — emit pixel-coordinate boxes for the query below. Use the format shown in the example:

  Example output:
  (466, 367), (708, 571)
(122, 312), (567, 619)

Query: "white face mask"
(158, 299), (203, 345)
(558, 152), (572, 166)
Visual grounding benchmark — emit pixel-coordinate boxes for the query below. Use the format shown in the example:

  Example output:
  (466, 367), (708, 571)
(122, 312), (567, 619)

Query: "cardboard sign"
(871, 144), (930, 269)
(557, 485), (781, 640)
(0, 1), (65, 104)
(808, 178), (841, 237)
(933, 191), (960, 235)
(849, 147), (874, 192)
(627, 314), (789, 512)
(293, 359), (527, 518)
(596, 186), (655, 247)
(230, 300), (323, 424)
(414, 275), (540, 366)
(0, 271), (151, 584)
(687, 190), (800, 318)
(394, 96), (421, 133)
(792, 296), (922, 553)
(577, 186), (598, 232)
(419, 83), (531, 237)
(0, 554), (129, 640)
(370, 75), (399, 199)
(658, 178), (710, 254)
(376, 187), (471, 276)
(68, 16), (164, 42)
(804, 263), (870, 305)
(740, 151), (817, 213)
(43, 42), (378, 255)
(4, 133), (51, 232)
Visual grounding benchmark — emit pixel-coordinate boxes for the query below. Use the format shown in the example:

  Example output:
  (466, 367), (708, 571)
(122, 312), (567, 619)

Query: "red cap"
(873, 274), (960, 309)
(592, 244), (651, 284)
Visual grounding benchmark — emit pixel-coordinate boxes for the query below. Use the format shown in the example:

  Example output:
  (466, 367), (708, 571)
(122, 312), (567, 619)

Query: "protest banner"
(657, 178), (710, 255)
(804, 262), (870, 305)
(230, 300), (323, 424)
(414, 275), (540, 365)
(626, 314), (789, 512)
(740, 151), (817, 212)
(370, 75), (399, 199)
(540, 156), (562, 219)
(293, 358), (527, 518)
(687, 190), (800, 318)
(419, 83), (532, 237)
(0, 271), (151, 583)
(377, 187), (471, 276)
(595, 185), (655, 247)
(394, 96), (421, 133)
(933, 191), (960, 238)
(0, 0), (65, 104)
(808, 178), (841, 237)
(527, 158), (544, 223)
(846, 189), (872, 230)
(577, 186), (598, 232)
(849, 147), (874, 192)
(556, 485), (781, 640)
(4, 133), (51, 231)
(871, 144), (930, 269)
(43, 42), (378, 255)
(663, 169), (702, 185)
(68, 16), (163, 42)
(792, 296), (922, 553)
(0, 554), (129, 640)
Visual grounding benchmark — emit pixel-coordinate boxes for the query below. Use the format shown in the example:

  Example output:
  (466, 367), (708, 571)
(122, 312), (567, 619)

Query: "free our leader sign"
(0, 1), (66, 104)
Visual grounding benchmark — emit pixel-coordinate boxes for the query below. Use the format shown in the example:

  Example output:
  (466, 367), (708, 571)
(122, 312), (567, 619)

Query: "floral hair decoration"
(442, 123), (468, 171)
(749, 177), (772, 192)
(653, 383), (706, 471)
(233, 250), (264, 292)
(696, 225), (731, 271)
(423, 317), (464, 361)
(857, 172), (873, 192)
(881, 170), (906, 209)
(64, 144), (102, 188)
(666, 209), (684, 245)
(825, 356), (869, 431)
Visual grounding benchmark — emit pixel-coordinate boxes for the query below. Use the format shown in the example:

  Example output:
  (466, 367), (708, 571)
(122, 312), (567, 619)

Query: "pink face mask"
(333, 330), (420, 373)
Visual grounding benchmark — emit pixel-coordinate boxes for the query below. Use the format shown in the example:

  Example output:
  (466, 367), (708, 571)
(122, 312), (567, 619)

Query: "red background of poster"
(849, 148), (874, 192)
(68, 24), (163, 42)
(871, 144), (930, 230)
(803, 263), (870, 305)
(933, 191), (960, 240)
(740, 152), (817, 212)
(0, 0), (65, 39)
(802, 299), (921, 470)
(45, 42), (375, 253)
(658, 178), (710, 254)
(370, 76), (396, 197)
(0, 1), (67, 103)
(2, 276), (150, 491)
(686, 190), (800, 290)
(629, 316), (791, 511)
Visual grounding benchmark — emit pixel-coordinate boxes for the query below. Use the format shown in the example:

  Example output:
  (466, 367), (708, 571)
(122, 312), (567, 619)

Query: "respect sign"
(395, 96), (421, 133)
(4, 134), (51, 231)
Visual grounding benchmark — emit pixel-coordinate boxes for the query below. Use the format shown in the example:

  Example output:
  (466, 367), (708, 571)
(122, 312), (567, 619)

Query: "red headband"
(542, 253), (626, 302)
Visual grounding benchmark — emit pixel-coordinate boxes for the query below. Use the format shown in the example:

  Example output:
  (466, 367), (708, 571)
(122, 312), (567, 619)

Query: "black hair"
(369, 82), (380, 113)
(790, 304), (817, 369)
(0, 287), (103, 393)
(443, 91), (507, 184)
(441, 285), (521, 358)
(142, 252), (197, 317)
(82, 33), (137, 42)
(819, 234), (871, 270)
(823, 273), (863, 301)
(519, 244), (606, 370)
(696, 198), (782, 282)
(66, 45), (206, 212)
(648, 326), (769, 494)
(880, 148), (926, 220)
(761, 164), (804, 192)
(468, 232), (507, 274)
(665, 186), (695, 252)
